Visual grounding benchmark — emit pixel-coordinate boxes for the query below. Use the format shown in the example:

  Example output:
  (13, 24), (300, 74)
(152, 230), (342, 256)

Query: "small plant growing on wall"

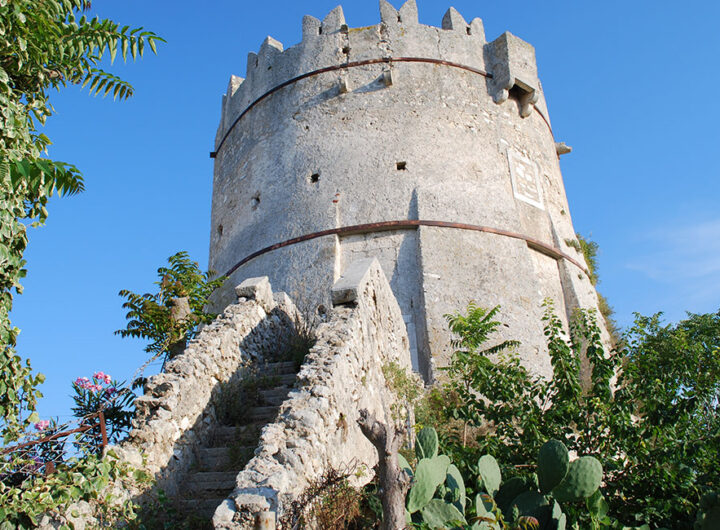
(116, 251), (225, 371)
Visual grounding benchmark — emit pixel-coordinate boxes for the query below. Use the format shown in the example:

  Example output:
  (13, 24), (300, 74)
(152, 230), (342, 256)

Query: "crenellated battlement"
(214, 1), (543, 151)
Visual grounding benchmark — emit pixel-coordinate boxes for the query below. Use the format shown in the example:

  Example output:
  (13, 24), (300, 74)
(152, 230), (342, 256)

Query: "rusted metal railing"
(1, 409), (108, 478)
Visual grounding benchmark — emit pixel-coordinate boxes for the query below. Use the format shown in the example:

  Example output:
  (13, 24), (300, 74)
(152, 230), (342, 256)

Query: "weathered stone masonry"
(114, 278), (301, 499)
(115, 258), (412, 527)
(208, 1), (611, 382)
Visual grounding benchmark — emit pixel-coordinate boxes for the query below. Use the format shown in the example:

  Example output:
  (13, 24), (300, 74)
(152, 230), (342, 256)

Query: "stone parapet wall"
(213, 258), (412, 528)
(114, 278), (299, 498)
(213, 1), (545, 149)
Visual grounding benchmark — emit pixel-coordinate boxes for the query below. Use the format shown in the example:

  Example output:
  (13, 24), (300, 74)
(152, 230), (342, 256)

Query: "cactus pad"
(478, 454), (502, 497)
(416, 426), (439, 460)
(407, 454), (450, 512)
(446, 463), (466, 511)
(538, 439), (569, 494)
(509, 491), (551, 527)
(420, 498), (467, 528)
(552, 456), (602, 503)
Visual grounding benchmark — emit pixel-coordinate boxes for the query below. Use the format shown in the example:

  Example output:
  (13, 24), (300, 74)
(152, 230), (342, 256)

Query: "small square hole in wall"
(466, 26), (471, 35)
(251, 193), (260, 209)
(217, 224), (223, 237)
(309, 172), (320, 183)
(396, 161), (407, 170)
(342, 45), (350, 55)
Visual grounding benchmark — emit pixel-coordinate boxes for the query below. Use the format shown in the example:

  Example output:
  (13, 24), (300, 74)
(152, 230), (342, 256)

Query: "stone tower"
(208, 1), (608, 380)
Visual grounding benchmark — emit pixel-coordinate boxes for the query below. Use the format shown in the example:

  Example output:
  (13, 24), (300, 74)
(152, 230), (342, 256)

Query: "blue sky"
(10, 0), (720, 422)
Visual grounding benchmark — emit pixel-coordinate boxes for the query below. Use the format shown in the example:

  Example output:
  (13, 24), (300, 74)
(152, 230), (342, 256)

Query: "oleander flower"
(93, 371), (112, 384)
(74, 377), (91, 389)
(34, 420), (50, 431)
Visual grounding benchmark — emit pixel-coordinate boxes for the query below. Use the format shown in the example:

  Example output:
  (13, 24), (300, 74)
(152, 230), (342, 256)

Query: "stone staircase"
(176, 360), (298, 524)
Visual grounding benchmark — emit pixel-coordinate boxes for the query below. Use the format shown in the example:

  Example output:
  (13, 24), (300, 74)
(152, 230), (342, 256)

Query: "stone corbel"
(487, 32), (541, 118)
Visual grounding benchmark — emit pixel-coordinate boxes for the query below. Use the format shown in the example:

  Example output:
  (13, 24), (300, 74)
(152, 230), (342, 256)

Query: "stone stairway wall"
(177, 359), (300, 521)
(214, 258), (412, 528)
(114, 258), (412, 528)
(114, 276), (301, 501)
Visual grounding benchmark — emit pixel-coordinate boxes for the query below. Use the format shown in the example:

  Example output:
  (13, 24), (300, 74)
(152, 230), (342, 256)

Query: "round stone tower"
(208, 1), (608, 380)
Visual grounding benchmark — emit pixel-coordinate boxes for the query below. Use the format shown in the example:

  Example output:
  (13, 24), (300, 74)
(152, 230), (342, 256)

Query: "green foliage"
(0, 449), (148, 529)
(565, 236), (599, 287)
(1, 0), (161, 440)
(400, 427), (605, 530)
(382, 360), (424, 422)
(552, 457), (603, 504)
(0, 4), (160, 525)
(432, 301), (720, 528)
(443, 304), (521, 448)
(565, 234), (620, 344)
(695, 490), (720, 530)
(116, 251), (225, 368)
(407, 454), (451, 513)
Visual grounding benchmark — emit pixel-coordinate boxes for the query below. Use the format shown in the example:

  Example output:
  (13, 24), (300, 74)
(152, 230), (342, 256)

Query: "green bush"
(429, 302), (720, 528)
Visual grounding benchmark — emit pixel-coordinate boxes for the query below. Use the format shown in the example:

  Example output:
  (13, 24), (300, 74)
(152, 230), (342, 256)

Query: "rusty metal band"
(211, 57), (496, 158)
(223, 220), (588, 278)
(533, 106), (553, 136)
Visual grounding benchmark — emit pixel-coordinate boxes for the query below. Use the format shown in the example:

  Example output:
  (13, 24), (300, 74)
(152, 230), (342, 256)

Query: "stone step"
(187, 471), (238, 494)
(196, 447), (230, 471)
(177, 497), (225, 520)
(258, 387), (291, 406)
(253, 372), (296, 388)
(260, 360), (297, 373)
(249, 405), (279, 422)
(196, 446), (256, 471)
(211, 424), (263, 446)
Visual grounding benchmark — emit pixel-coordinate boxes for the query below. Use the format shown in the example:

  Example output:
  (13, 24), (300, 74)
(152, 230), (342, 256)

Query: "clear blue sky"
(11, 1), (720, 423)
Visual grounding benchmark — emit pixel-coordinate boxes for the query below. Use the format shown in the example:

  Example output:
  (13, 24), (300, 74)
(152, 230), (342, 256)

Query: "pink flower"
(89, 384), (103, 392)
(93, 371), (111, 384)
(74, 377), (91, 389)
(34, 420), (50, 431)
(104, 387), (117, 396)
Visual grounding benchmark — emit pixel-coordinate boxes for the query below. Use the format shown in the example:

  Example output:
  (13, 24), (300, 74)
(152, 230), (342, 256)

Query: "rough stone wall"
(213, 258), (412, 528)
(114, 278), (299, 498)
(208, 1), (611, 382)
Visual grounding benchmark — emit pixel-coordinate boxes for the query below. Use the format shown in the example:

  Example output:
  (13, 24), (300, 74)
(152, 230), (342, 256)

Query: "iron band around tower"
(222, 220), (588, 279)
(210, 56), (553, 159)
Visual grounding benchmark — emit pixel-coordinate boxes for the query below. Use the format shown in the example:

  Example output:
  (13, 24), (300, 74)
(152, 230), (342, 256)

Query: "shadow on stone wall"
(113, 278), (301, 509)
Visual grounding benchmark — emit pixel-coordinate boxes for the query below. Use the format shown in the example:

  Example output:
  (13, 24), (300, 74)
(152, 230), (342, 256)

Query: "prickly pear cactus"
(407, 454), (450, 512)
(416, 426), (439, 460)
(446, 463), (466, 512)
(478, 454), (502, 497)
(421, 498), (467, 528)
(551, 456), (602, 503)
(537, 439), (569, 494)
(474, 493), (502, 529)
(509, 491), (551, 527)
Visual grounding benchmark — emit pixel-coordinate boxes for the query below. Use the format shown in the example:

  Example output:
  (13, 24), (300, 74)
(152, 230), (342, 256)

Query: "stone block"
(235, 276), (275, 312)
(331, 258), (381, 305)
(487, 31), (540, 117)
